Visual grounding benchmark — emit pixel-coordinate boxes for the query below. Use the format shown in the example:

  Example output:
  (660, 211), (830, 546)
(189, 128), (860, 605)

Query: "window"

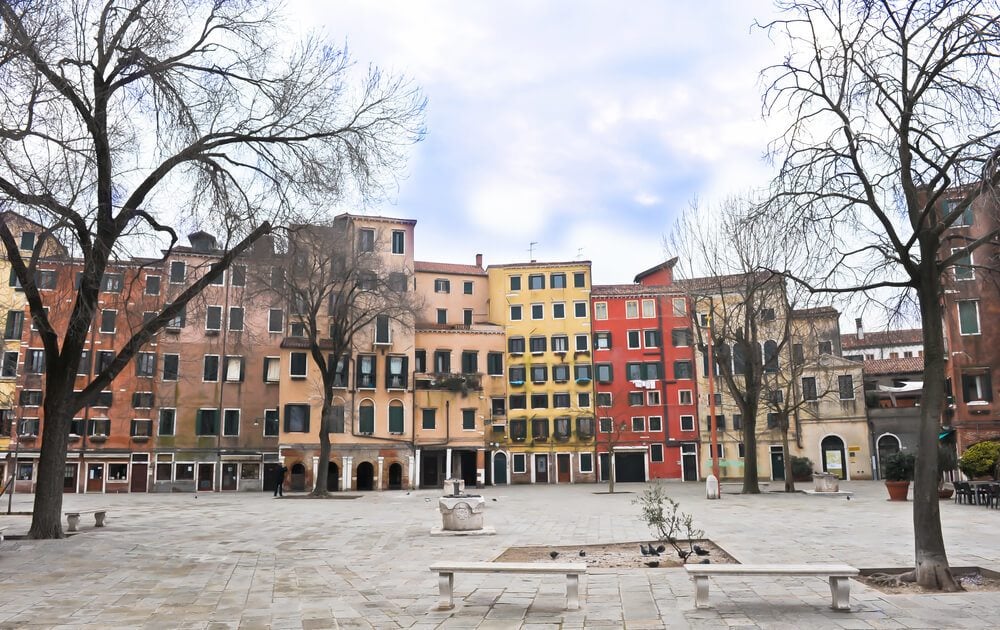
(421, 408), (436, 430)
(838, 375), (855, 400)
(100, 309), (116, 333)
(641, 329), (660, 348)
(760, 307), (776, 322)
(436, 309), (447, 324)
(567, 302), (586, 320)
(387, 356), (408, 389)
(162, 354), (179, 381)
(793, 343), (805, 365)
(767, 413), (780, 429)
(264, 409), (279, 437)
(596, 363), (613, 383)
(528, 274), (544, 290)
(962, 371), (993, 402)
(671, 328), (691, 347)
(268, 309), (283, 333)
(552, 392), (570, 408)
(156, 408), (175, 436)
(958, 300), (981, 335)
(530, 365), (547, 384)
(208, 268), (225, 285)
(599, 417), (614, 433)
(19, 231), (35, 251)
(531, 303), (544, 320)
(135, 352), (155, 377)
(552, 302), (565, 319)
(552, 364), (570, 382)
(17, 419), (38, 437)
(388, 272), (407, 293)
(487, 352), (503, 375)
(96, 350), (114, 373)
(512, 453), (527, 473)
(463, 309), (473, 326)
(595, 332), (611, 350)
(680, 415), (695, 431)
(358, 271), (377, 291)
(221, 409), (240, 436)
(674, 360), (693, 380)
(550, 273), (567, 289)
(706, 414), (726, 430)
(625, 301), (639, 319)
(952, 248), (974, 280)
(818, 340), (832, 355)
(532, 418), (549, 439)
(358, 228), (375, 253)
(20, 389), (42, 406)
(357, 355), (376, 388)
(269, 266), (285, 290)
(679, 390), (693, 405)
(229, 264), (246, 287)
(509, 393), (527, 410)
(578, 391), (591, 407)
(434, 278), (451, 294)
(196, 409), (218, 435)
(594, 302), (608, 320)
(203, 355), (220, 382)
(509, 275), (521, 291)
(375, 315), (391, 344)
(627, 330), (641, 349)
(284, 404), (310, 432)
(462, 408), (476, 431)
(169, 261), (186, 283)
(460, 351), (478, 374)
(462, 280), (474, 295)
(509, 305), (522, 321)
(628, 392), (644, 406)
(229, 307), (244, 331)
(414, 349), (426, 374)
(596, 392), (612, 407)
(631, 416), (645, 432)
(529, 336), (547, 354)
(509, 365), (526, 385)
(166, 305), (186, 329)
(87, 418), (111, 437)
(574, 272), (587, 288)
(101, 273), (123, 292)
(802, 376), (818, 401)
(763, 340), (780, 373)
(672, 298), (686, 316)
(647, 391), (661, 406)
(1, 351), (18, 377)
(391, 230), (405, 254)
(579, 452), (594, 472)
(26, 348), (45, 374)
(4, 310), (23, 339)
(575, 334), (589, 351)
(769, 389), (784, 404)
(641, 299), (655, 318)
(433, 350), (450, 374)
(35, 269), (56, 290)
(205, 306), (222, 331)
(224, 356), (244, 382)
(650, 444), (664, 462)
(7, 268), (20, 289)
(530, 393), (548, 409)
(733, 414), (743, 430)
(332, 354), (349, 387)
(575, 363), (592, 382)
(287, 352), (307, 379)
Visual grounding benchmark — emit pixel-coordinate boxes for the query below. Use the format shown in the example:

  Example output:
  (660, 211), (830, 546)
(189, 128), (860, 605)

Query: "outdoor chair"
(984, 484), (1000, 509)
(954, 481), (974, 505)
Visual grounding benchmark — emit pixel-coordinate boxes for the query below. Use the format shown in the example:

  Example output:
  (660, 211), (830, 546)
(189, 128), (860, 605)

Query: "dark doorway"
(64, 463), (78, 493)
(877, 434), (901, 479)
(492, 452), (508, 485)
(221, 463), (238, 491)
(598, 453), (610, 482)
(770, 447), (785, 481)
(821, 435), (847, 480)
(262, 463), (282, 492)
(388, 463), (403, 490)
(130, 463), (148, 492)
(86, 463), (103, 492)
(681, 444), (698, 481)
(534, 454), (549, 483)
(197, 463), (214, 491)
(422, 451), (443, 487)
(357, 461), (375, 490)
(459, 451), (477, 487)
(290, 463), (306, 491)
(615, 452), (646, 483)
(327, 462), (340, 491)
(557, 453), (571, 483)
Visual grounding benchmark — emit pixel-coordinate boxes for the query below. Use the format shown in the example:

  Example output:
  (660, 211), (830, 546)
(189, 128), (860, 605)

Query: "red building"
(590, 260), (700, 482)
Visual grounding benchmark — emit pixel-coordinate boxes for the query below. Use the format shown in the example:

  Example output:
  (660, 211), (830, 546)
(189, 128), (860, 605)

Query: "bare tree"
(265, 217), (421, 496)
(0, 0), (424, 537)
(758, 0), (1000, 589)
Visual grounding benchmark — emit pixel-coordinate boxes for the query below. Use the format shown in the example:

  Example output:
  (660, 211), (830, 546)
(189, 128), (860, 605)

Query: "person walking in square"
(274, 465), (288, 497)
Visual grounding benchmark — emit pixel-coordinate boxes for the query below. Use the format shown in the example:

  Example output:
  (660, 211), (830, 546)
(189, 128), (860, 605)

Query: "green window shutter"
(389, 405), (404, 433)
(359, 405), (375, 433)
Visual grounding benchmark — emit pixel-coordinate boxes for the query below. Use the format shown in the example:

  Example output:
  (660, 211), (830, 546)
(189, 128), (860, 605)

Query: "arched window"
(764, 340), (780, 373)
(358, 400), (375, 434)
(388, 400), (404, 434)
(733, 342), (748, 375)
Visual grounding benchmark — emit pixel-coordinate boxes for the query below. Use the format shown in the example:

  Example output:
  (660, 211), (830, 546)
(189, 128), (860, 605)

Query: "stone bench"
(430, 561), (586, 610)
(685, 563), (859, 611)
(65, 510), (108, 532)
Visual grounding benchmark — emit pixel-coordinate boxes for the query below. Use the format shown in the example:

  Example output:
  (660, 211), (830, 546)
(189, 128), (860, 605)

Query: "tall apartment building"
(487, 262), (597, 484)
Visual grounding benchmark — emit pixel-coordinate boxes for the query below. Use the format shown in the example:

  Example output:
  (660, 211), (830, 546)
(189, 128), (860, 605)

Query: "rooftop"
(862, 356), (924, 376)
(842, 328), (923, 349)
(414, 261), (486, 276)
(591, 283), (684, 298)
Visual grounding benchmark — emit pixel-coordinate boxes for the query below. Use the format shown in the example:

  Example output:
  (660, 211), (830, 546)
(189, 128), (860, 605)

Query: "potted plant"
(883, 451), (915, 501)
(958, 440), (1000, 480)
(790, 456), (814, 482)
(938, 444), (958, 499)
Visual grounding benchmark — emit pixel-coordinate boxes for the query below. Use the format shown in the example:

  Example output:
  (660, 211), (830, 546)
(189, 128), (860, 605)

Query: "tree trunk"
(782, 419), (795, 493)
(311, 400), (333, 497)
(29, 395), (72, 539)
(912, 266), (961, 591)
(741, 414), (761, 493)
(608, 450), (615, 494)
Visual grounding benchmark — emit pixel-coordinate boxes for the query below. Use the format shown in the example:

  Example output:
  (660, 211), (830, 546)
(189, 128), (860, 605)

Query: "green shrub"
(883, 451), (915, 481)
(790, 456), (813, 479)
(958, 441), (1000, 479)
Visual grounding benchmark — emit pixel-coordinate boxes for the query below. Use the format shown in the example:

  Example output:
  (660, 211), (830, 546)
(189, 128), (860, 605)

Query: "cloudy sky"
(285, 0), (785, 285)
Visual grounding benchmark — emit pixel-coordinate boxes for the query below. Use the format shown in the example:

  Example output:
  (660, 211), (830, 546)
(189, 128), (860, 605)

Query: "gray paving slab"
(1, 481), (999, 628)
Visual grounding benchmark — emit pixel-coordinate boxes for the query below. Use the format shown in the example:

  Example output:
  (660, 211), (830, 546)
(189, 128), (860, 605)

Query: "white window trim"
(224, 356), (243, 382)
(631, 416), (645, 432)
(222, 408), (241, 437)
(391, 230), (406, 255)
(958, 300), (981, 336)
(264, 356), (280, 383)
(579, 452), (594, 474)
(170, 261), (186, 283)
(599, 416), (613, 433)
(952, 247), (974, 280)
(646, 391), (661, 406)
(158, 408), (176, 436)
(510, 305), (523, 321)
(512, 453), (527, 474)
(574, 301), (588, 318)
(290, 351), (308, 378)
(228, 306), (245, 331)
(594, 302), (608, 321)
(648, 416), (663, 432)
(641, 299), (656, 318)
(268, 309), (283, 333)
(678, 390), (693, 406)
(203, 354), (220, 382)
(145, 274), (161, 295)
(263, 408), (279, 437)
(625, 300), (639, 319)
(530, 303), (544, 321)
(680, 414), (695, 432)
(627, 330), (641, 349)
(596, 392), (612, 407)
(650, 443), (664, 462)
(205, 305), (222, 331)
(672, 298), (686, 317)
(838, 375), (856, 401)
(100, 309), (117, 334)
(552, 302), (566, 319)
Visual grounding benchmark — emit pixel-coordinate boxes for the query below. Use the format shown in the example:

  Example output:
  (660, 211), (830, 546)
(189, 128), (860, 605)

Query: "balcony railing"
(414, 372), (482, 392)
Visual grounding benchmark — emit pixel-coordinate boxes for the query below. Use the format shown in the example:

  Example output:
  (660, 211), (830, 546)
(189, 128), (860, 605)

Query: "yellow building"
(487, 261), (597, 484)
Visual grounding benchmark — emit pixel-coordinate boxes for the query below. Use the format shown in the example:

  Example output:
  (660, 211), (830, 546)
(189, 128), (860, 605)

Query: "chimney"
(475, 253), (483, 268)
(855, 317), (864, 340)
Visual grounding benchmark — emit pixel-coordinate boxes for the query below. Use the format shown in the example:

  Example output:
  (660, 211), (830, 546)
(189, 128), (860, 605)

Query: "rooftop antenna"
(576, 248), (584, 260)
(528, 241), (538, 262)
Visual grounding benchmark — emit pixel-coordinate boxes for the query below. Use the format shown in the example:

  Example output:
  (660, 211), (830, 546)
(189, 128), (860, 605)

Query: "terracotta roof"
(414, 261), (486, 276)
(591, 284), (683, 298)
(416, 323), (504, 334)
(487, 260), (591, 270)
(862, 356), (924, 376)
(633, 258), (678, 283)
(673, 271), (779, 294)
(841, 328), (923, 349)
(333, 212), (417, 226)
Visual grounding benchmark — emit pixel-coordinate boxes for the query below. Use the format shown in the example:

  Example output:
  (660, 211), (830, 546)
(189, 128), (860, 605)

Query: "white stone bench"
(65, 509), (108, 532)
(685, 563), (859, 611)
(430, 561), (586, 610)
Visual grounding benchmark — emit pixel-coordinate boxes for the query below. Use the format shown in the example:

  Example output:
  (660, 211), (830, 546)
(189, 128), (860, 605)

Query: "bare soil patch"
(857, 566), (1000, 594)
(494, 539), (737, 569)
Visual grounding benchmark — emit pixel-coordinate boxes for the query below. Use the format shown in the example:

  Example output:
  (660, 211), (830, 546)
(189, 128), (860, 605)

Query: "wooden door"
(197, 463), (214, 491)
(221, 463), (238, 491)
(557, 453), (571, 483)
(130, 463), (148, 492)
(534, 454), (548, 483)
(86, 463), (103, 492)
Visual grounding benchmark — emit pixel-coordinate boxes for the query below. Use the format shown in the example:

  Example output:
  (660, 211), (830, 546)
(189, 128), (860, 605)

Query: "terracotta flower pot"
(885, 480), (910, 501)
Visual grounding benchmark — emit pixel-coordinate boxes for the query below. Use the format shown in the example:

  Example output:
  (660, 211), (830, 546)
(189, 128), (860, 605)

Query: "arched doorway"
(493, 452), (508, 485)
(877, 434), (901, 479)
(821, 435), (847, 480)
(290, 463), (306, 491)
(356, 461), (375, 491)
(388, 463), (403, 490)
(327, 462), (339, 491)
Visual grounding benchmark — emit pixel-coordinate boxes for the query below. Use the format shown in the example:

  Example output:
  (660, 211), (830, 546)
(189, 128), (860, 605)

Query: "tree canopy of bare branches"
(0, 0), (424, 538)
(759, 0), (1000, 590)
